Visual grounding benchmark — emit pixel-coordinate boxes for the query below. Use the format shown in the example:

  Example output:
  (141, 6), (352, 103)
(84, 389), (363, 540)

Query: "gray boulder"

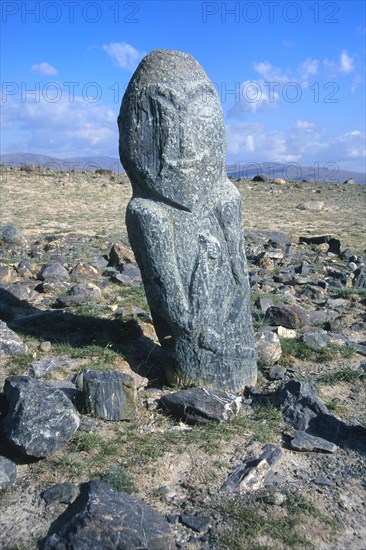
(43, 480), (175, 549)
(83, 370), (137, 420)
(2, 376), (79, 457)
(0, 321), (28, 356)
(0, 456), (16, 491)
(38, 263), (70, 281)
(0, 224), (25, 245)
(290, 430), (337, 453)
(118, 49), (256, 392)
(160, 387), (241, 424)
(265, 305), (308, 329)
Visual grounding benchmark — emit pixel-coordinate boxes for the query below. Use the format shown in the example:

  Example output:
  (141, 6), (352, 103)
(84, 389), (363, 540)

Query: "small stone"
(266, 305), (308, 329)
(348, 262), (357, 271)
(0, 456), (16, 491)
(0, 265), (17, 283)
(301, 329), (328, 351)
(38, 263), (70, 281)
(263, 491), (287, 505)
(180, 513), (209, 533)
(43, 482), (79, 505)
(269, 364), (286, 380)
(0, 224), (25, 245)
(58, 282), (102, 307)
(274, 178), (286, 185)
(109, 242), (135, 268)
(290, 430), (337, 453)
(312, 476), (333, 486)
(160, 387), (242, 424)
(315, 243), (329, 253)
(28, 358), (74, 379)
(39, 341), (52, 353)
(256, 330), (282, 366)
(296, 201), (324, 211)
(277, 326), (297, 339)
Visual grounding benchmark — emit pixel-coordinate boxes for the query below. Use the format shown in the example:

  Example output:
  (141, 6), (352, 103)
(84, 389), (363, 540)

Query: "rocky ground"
(0, 166), (365, 549)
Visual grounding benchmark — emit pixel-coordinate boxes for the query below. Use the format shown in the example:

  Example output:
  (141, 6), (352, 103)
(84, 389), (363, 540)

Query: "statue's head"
(118, 49), (226, 211)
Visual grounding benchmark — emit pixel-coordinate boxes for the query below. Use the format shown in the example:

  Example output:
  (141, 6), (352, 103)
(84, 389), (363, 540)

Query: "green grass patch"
(119, 286), (148, 310)
(318, 367), (365, 385)
(217, 492), (338, 549)
(281, 338), (355, 363)
(101, 466), (138, 493)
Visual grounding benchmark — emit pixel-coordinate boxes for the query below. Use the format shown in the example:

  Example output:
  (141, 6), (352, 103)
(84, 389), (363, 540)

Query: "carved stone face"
(119, 50), (226, 211)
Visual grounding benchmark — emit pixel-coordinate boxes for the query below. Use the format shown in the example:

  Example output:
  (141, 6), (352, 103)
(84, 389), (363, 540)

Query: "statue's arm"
(126, 199), (191, 329)
(215, 180), (248, 286)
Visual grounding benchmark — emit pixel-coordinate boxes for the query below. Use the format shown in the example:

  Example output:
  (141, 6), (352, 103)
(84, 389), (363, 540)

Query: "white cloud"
(252, 61), (289, 83)
(103, 42), (145, 71)
(226, 120), (365, 172)
(1, 93), (117, 157)
(228, 80), (280, 117)
(324, 50), (355, 75)
(31, 62), (58, 76)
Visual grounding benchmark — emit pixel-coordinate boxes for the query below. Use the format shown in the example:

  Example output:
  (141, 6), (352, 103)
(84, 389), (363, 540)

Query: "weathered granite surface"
(118, 49), (257, 392)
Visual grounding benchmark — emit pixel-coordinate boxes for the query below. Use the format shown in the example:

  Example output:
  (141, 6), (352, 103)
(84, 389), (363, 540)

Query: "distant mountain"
(1, 153), (365, 183)
(227, 162), (366, 185)
(0, 153), (124, 172)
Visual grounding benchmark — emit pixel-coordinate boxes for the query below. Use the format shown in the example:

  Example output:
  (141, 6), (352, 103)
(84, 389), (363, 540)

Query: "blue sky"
(1, 0), (365, 174)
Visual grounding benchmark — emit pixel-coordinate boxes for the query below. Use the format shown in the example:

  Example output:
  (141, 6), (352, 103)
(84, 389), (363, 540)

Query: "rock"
(265, 305), (308, 329)
(340, 248), (356, 262)
(39, 341), (52, 352)
(353, 268), (366, 289)
(290, 430), (337, 453)
(348, 261), (357, 271)
(160, 387), (242, 424)
(252, 175), (268, 182)
(269, 364), (286, 380)
(83, 370), (137, 421)
(256, 330), (282, 366)
(299, 235), (331, 246)
(221, 444), (283, 492)
(277, 326), (297, 339)
(2, 376), (79, 457)
(180, 513), (209, 533)
(0, 456), (16, 491)
(301, 329), (329, 350)
(43, 483), (79, 505)
(38, 263), (70, 281)
(28, 358), (74, 379)
(0, 321), (28, 356)
(0, 265), (17, 283)
(274, 178), (286, 185)
(109, 242), (135, 268)
(328, 238), (341, 255)
(43, 480), (175, 550)
(70, 263), (99, 280)
(275, 379), (329, 432)
(296, 200), (324, 211)
(0, 224), (25, 245)
(57, 282), (102, 307)
(344, 178), (356, 184)
(118, 49), (256, 392)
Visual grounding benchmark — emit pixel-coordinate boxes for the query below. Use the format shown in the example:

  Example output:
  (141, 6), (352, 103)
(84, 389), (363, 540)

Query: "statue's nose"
(179, 123), (195, 158)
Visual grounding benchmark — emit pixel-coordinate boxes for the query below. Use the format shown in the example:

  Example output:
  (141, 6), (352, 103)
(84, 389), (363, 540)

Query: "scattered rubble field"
(0, 166), (365, 549)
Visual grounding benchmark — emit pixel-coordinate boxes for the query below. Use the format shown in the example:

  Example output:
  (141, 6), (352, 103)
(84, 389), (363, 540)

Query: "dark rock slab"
(290, 430), (337, 453)
(83, 370), (137, 421)
(299, 235), (332, 246)
(160, 387), (241, 424)
(28, 358), (74, 379)
(180, 513), (209, 533)
(0, 321), (28, 356)
(265, 305), (308, 329)
(221, 444), (283, 492)
(275, 379), (329, 432)
(43, 483), (79, 505)
(0, 456), (16, 491)
(3, 376), (79, 457)
(38, 263), (70, 281)
(43, 480), (175, 549)
(57, 282), (102, 307)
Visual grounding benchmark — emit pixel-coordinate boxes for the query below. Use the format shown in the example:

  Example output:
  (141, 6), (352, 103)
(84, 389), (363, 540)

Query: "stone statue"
(118, 49), (257, 392)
